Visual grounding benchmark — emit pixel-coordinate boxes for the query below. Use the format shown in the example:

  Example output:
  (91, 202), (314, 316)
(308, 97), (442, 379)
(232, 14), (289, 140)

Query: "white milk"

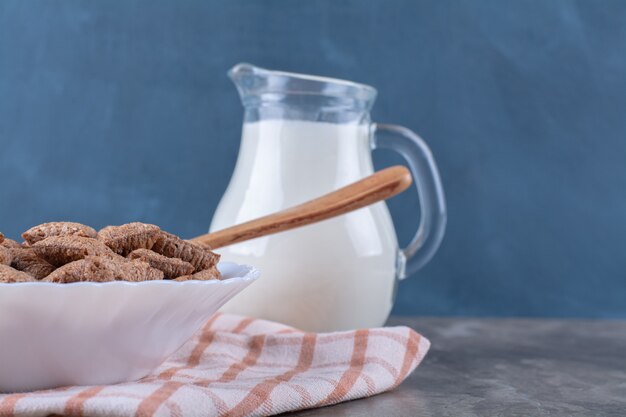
(210, 120), (399, 332)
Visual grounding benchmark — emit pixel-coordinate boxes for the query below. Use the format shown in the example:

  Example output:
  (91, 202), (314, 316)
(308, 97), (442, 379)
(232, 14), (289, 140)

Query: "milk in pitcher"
(211, 120), (399, 332)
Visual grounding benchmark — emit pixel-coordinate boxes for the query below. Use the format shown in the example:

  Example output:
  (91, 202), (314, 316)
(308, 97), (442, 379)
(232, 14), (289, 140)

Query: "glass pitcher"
(210, 63), (446, 332)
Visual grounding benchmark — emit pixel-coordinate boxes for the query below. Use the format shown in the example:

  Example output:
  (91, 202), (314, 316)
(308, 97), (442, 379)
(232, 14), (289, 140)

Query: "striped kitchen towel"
(0, 313), (430, 417)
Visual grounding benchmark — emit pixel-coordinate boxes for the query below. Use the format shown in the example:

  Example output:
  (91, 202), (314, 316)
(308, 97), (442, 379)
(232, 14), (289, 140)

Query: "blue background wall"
(1, 1), (624, 317)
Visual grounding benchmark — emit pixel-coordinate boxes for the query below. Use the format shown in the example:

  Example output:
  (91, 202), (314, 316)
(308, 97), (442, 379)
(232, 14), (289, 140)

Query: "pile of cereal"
(0, 222), (220, 283)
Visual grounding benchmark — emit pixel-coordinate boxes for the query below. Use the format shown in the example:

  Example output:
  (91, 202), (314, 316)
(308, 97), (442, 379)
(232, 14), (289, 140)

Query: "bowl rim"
(0, 262), (260, 288)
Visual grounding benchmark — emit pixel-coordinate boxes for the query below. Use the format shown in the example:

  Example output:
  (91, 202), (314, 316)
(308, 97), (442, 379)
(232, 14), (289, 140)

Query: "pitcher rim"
(228, 63), (378, 101)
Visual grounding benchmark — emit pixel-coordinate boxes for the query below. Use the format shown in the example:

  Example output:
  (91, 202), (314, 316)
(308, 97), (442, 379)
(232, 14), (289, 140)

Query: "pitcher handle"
(372, 123), (447, 278)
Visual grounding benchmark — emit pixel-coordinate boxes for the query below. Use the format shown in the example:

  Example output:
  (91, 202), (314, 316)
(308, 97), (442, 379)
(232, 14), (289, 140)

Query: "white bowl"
(0, 262), (258, 393)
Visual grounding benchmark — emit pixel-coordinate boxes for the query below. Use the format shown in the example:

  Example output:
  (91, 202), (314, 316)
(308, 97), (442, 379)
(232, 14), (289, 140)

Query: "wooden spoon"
(191, 166), (412, 249)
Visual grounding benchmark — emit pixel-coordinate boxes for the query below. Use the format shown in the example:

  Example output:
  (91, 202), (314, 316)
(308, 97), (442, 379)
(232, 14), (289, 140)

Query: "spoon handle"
(191, 166), (412, 249)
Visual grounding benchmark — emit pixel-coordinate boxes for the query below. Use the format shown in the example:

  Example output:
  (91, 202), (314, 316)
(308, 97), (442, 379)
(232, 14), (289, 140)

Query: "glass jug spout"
(228, 63), (377, 123)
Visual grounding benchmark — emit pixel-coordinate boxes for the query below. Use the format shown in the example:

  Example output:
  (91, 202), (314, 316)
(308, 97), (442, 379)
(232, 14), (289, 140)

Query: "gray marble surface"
(286, 317), (626, 417)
